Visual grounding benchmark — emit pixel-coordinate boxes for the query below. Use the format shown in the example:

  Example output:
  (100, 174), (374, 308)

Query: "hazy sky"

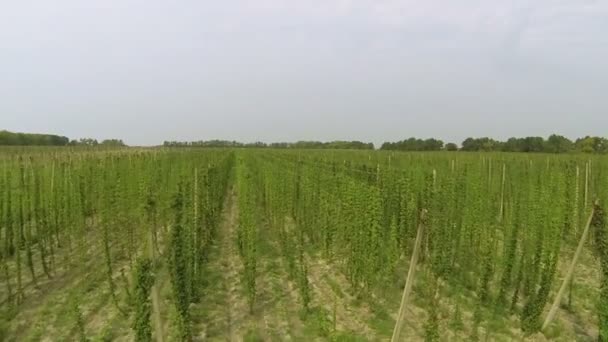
(1, 1), (607, 146)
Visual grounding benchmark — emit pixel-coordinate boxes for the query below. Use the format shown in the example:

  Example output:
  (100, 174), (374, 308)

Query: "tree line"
(4, 128), (607, 153)
(0, 130), (126, 147)
(381, 135), (608, 153)
(68, 138), (126, 147)
(163, 140), (374, 150)
(0, 130), (69, 146)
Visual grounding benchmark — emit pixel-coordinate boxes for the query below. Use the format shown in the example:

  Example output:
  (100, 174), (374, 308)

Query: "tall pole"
(391, 209), (427, 342)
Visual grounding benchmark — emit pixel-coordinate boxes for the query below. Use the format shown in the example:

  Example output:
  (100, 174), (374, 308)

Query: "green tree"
(101, 139), (126, 147)
(445, 142), (458, 151)
(575, 136), (608, 153)
(545, 134), (573, 153)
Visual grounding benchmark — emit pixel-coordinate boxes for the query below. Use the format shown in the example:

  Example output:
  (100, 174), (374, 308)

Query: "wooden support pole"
(391, 209), (427, 342)
(542, 201), (598, 331)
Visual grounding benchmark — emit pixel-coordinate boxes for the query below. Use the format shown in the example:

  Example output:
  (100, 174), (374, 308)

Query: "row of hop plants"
(245, 153), (312, 313)
(2, 147), (607, 339)
(0, 148), (233, 341)
(242, 149), (608, 339)
(162, 151), (234, 341)
(235, 154), (259, 312)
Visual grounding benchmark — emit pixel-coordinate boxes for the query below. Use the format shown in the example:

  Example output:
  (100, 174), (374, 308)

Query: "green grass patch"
(302, 306), (333, 337)
(367, 302), (394, 337)
(323, 273), (345, 299)
(243, 328), (265, 342)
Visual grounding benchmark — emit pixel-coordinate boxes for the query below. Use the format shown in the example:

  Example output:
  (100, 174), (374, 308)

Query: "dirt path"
(282, 217), (377, 340)
(6, 242), (134, 341)
(193, 188), (249, 341)
(193, 188), (308, 341)
(0, 231), (106, 306)
(265, 237), (305, 339)
(221, 189), (246, 341)
(252, 218), (304, 341)
(305, 255), (378, 339)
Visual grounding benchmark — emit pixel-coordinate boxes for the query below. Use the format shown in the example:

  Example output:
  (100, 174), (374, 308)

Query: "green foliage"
(69, 138), (99, 146)
(297, 236), (311, 313)
(450, 304), (464, 331)
(576, 136), (608, 154)
(169, 183), (192, 340)
(424, 278), (440, 342)
(593, 203), (608, 341)
(546, 134), (574, 153)
(0, 147), (233, 340)
(2, 146), (608, 340)
(100, 139), (126, 147)
(445, 142), (458, 151)
(71, 295), (87, 342)
(235, 149), (606, 339)
(461, 137), (502, 151)
(132, 257), (154, 342)
(0, 130), (69, 146)
(381, 137), (444, 151)
(163, 140), (374, 150)
(379, 134), (606, 153)
(236, 156), (258, 312)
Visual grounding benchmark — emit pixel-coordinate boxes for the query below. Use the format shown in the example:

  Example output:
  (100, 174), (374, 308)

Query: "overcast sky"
(1, 1), (607, 146)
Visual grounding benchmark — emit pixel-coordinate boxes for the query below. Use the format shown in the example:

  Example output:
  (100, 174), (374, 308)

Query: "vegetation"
(0, 130), (69, 146)
(133, 257), (154, 342)
(163, 139), (374, 149)
(0, 145), (607, 341)
(381, 134), (608, 153)
(3, 128), (608, 154)
(381, 137), (445, 151)
(69, 138), (126, 146)
(593, 203), (608, 340)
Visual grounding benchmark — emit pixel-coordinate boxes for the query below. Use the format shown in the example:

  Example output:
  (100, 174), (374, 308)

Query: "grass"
(367, 304), (394, 337)
(243, 328), (265, 342)
(301, 306), (333, 337)
(323, 273), (345, 299)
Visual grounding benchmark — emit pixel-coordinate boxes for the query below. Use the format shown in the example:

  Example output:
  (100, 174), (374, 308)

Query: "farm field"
(1, 147), (607, 341)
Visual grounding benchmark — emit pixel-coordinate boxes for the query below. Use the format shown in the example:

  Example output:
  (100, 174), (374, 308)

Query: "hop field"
(0, 147), (607, 341)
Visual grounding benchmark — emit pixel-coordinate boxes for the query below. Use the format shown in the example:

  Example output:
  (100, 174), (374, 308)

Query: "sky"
(1, 1), (607, 146)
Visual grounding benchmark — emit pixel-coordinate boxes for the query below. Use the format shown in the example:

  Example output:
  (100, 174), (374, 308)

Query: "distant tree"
(269, 142), (289, 148)
(445, 143), (458, 151)
(502, 137), (524, 152)
(380, 142), (394, 150)
(101, 139), (126, 147)
(461, 137), (501, 151)
(575, 136), (608, 154)
(0, 130), (69, 146)
(575, 137), (595, 153)
(380, 138), (442, 151)
(521, 137), (545, 152)
(480, 137), (502, 151)
(325, 141), (374, 150)
(422, 138), (444, 151)
(163, 139), (373, 150)
(163, 135), (608, 154)
(69, 138), (99, 146)
(460, 138), (478, 151)
(545, 134), (573, 153)
(247, 141), (268, 148)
